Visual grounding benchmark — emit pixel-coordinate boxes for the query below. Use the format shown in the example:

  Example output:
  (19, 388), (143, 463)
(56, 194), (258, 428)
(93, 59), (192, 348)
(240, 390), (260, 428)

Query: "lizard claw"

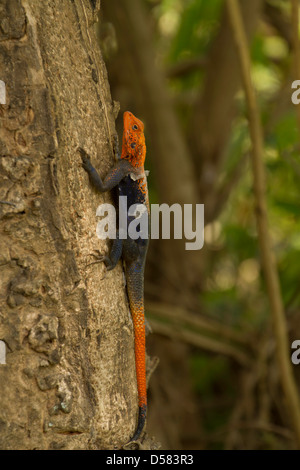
(86, 250), (106, 266)
(86, 250), (114, 280)
(78, 147), (91, 170)
(86, 251), (109, 280)
(99, 267), (108, 281)
(78, 147), (89, 159)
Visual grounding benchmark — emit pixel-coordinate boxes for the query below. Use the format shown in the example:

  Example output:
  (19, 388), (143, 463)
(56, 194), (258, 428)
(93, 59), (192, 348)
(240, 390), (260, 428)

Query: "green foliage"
(148, 0), (299, 449)
(190, 354), (233, 397)
(168, 0), (223, 62)
(190, 354), (235, 438)
(279, 249), (300, 307)
(223, 225), (258, 261)
(274, 112), (299, 151)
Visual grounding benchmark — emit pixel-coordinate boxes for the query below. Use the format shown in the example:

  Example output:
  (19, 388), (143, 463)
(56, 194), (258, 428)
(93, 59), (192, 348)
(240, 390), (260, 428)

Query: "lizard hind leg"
(87, 234), (123, 275)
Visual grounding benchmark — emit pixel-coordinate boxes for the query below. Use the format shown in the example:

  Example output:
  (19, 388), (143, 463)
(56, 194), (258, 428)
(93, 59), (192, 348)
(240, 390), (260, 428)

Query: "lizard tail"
(126, 266), (147, 442)
(130, 404), (147, 442)
(129, 301), (147, 441)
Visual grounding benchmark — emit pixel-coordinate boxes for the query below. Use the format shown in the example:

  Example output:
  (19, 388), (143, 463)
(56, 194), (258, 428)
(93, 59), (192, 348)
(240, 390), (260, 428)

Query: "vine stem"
(227, 0), (300, 448)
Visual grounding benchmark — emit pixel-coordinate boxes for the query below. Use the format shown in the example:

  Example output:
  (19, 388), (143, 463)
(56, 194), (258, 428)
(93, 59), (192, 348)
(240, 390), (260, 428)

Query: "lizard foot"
(86, 250), (114, 280)
(87, 249), (105, 265)
(78, 147), (91, 171)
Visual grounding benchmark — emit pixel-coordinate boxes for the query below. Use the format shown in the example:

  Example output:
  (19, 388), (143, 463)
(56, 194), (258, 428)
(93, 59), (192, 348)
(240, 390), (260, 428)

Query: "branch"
(210, 421), (294, 443)
(227, 0), (300, 448)
(206, 152), (249, 224)
(146, 302), (254, 367)
(263, 1), (293, 49)
(166, 57), (207, 79)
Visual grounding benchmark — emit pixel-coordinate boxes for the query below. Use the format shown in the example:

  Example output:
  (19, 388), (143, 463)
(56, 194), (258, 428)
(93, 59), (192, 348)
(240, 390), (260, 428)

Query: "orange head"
(121, 111), (146, 168)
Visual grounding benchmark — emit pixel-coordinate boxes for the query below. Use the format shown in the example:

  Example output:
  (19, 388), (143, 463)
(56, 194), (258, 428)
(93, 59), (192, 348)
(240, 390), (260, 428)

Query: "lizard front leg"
(78, 147), (132, 192)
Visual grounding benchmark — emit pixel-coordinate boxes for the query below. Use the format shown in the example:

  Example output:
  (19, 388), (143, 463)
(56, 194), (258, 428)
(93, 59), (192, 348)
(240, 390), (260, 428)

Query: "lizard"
(78, 111), (149, 443)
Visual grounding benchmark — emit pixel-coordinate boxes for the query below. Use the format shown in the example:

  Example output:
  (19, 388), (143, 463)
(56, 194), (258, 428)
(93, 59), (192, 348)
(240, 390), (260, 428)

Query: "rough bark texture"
(0, 0), (145, 450)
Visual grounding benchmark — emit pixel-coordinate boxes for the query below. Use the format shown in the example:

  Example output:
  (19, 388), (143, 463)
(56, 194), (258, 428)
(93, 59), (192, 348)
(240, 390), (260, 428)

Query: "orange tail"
(126, 267), (147, 441)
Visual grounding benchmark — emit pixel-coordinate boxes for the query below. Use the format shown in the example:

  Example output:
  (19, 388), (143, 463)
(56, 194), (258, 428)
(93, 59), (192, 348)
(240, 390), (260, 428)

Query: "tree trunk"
(0, 0), (145, 450)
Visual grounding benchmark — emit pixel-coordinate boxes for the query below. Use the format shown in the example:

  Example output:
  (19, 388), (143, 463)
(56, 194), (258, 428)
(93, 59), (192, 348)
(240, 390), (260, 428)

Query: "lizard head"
(121, 111), (146, 168)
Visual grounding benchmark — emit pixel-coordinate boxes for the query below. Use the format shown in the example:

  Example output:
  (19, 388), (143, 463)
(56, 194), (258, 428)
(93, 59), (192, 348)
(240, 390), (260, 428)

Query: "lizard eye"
(131, 142), (136, 149)
(132, 124), (138, 130)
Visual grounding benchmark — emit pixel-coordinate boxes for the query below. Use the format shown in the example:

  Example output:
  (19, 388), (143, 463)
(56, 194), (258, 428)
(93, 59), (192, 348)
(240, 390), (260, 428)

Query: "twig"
(147, 302), (254, 367)
(149, 319), (252, 367)
(146, 301), (253, 347)
(263, 2), (293, 49)
(227, 0), (300, 448)
(166, 57), (207, 79)
(211, 420), (294, 442)
(207, 152), (249, 224)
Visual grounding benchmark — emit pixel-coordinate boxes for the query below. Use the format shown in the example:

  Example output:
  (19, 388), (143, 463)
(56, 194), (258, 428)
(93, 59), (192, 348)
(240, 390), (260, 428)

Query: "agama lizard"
(79, 111), (149, 443)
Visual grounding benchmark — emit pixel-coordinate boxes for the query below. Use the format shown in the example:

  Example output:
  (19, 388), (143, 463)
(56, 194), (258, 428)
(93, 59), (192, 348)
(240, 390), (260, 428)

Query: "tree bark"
(0, 0), (143, 450)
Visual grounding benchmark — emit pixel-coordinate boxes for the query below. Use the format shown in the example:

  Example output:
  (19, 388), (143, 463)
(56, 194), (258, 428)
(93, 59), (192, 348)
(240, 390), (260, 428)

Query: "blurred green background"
(100, 0), (300, 450)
